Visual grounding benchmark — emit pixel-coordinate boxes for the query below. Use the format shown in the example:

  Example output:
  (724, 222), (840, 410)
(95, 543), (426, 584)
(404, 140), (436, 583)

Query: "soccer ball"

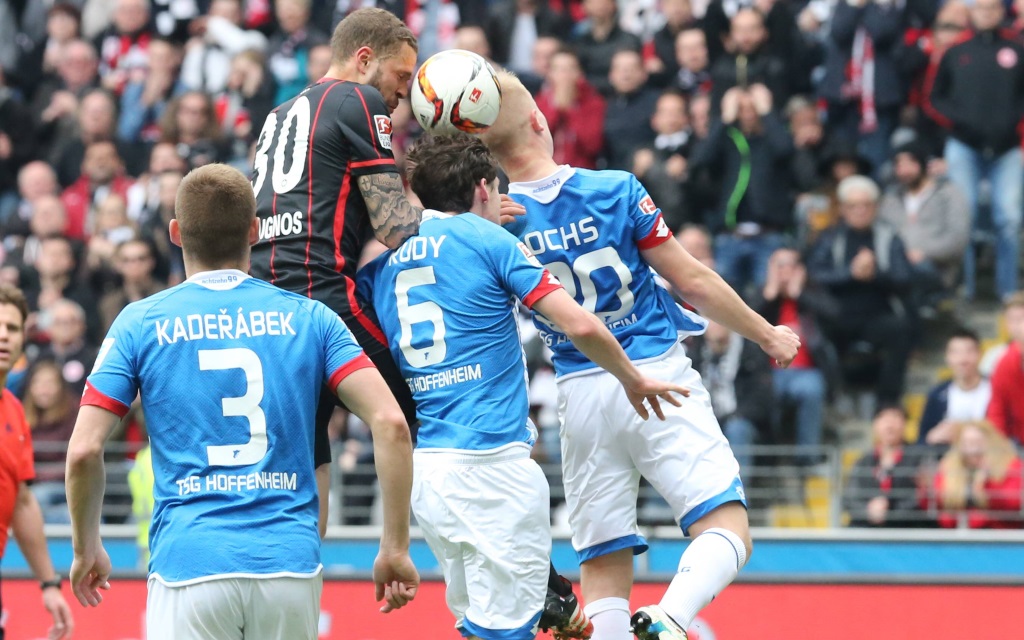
(410, 49), (502, 135)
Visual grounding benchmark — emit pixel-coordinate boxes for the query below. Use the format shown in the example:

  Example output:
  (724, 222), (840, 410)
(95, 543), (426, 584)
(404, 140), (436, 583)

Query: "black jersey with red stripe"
(250, 78), (397, 318)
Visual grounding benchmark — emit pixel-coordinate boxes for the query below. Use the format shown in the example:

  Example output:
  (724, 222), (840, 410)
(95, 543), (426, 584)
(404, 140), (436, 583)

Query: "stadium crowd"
(2, 0), (1024, 529)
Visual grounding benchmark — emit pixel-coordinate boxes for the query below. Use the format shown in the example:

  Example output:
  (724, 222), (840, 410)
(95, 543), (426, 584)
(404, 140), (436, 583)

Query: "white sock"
(659, 528), (748, 630)
(584, 597), (632, 640)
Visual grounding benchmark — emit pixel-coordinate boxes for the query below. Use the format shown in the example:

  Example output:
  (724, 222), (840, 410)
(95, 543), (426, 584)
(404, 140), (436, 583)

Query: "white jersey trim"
(149, 565), (323, 588)
(186, 269), (251, 291)
(413, 441), (532, 463)
(508, 166), (576, 204)
(421, 208), (453, 222)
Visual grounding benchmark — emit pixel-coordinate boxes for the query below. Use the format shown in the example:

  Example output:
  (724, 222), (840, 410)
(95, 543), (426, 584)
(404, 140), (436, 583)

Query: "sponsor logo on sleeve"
(374, 115), (393, 150)
(638, 195), (658, 215)
(516, 242), (543, 268)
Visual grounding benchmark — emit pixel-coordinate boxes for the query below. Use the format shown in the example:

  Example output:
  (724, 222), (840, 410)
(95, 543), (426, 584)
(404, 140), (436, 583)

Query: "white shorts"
(558, 344), (745, 563)
(412, 445), (550, 640)
(146, 573), (323, 640)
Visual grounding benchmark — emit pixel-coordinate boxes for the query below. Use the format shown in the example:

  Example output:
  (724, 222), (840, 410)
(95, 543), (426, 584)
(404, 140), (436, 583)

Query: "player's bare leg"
(577, 549), (634, 640)
(632, 502), (751, 640)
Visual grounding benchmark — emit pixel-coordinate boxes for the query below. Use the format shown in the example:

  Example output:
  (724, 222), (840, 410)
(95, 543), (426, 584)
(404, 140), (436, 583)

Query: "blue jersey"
(508, 166), (706, 378)
(83, 270), (371, 585)
(358, 211), (561, 453)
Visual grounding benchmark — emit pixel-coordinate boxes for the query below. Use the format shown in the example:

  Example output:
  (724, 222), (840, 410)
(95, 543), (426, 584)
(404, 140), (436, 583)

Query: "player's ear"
(168, 219), (182, 248)
(248, 217), (259, 246)
(529, 108), (545, 133)
(355, 46), (374, 72)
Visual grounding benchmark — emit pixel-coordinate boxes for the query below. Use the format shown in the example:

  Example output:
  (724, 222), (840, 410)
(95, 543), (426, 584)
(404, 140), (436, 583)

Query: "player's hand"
(624, 377), (690, 421)
(373, 550), (419, 613)
(42, 585), (74, 639)
(70, 543), (112, 607)
(499, 193), (526, 226)
(761, 325), (801, 368)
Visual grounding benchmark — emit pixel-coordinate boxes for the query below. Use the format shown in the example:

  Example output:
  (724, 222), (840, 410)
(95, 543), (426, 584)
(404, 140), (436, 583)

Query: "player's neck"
(502, 150), (561, 184)
(182, 256), (249, 279)
(324, 62), (362, 84)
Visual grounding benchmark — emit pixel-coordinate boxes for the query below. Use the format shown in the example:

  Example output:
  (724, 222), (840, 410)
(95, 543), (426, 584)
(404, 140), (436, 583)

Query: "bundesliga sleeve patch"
(517, 242), (543, 268)
(374, 115), (393, 150)
(638, 195), (657, 215)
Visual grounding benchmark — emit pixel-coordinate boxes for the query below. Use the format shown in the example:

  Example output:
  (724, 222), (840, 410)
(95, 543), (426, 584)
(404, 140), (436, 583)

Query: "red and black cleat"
(538, 576), (594, 640)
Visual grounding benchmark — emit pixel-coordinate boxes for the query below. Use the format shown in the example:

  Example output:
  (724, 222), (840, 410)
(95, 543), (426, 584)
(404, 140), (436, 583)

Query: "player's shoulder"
(240, 277), (322, 316)
(571, 168), (638, 194)
(118, 284), (184, 322)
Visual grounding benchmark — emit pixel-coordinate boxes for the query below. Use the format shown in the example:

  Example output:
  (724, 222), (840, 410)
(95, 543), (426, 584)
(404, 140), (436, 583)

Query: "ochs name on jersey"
(522, 216), (599, 256)
(259, 210), (304, 240)
(155, 309), (296, 345)
(176, 471), (298, 496)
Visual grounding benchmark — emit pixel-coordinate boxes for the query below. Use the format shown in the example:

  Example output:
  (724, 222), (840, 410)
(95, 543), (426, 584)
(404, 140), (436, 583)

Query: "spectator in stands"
(139, 170), (186, 285)
(61, 139), (135, 241)
(755, 246), (837, 467)
(703, 0), (806, 67)
(931, 420), (1023, 529)
(645, 0), (696, 87)
(535, 48), (606, 169)
(808, 175), (913, 406)
(573, 0), (642, 95)
(118, 37), (185, 144)
(180, 0), (268, 95)
(221, 50), (277, 164)
(25, 360), (79, 524)
(710, 8), (793, 110)
(604, 49), (659, 169)
(919, 330), (991, 447)
(29, 238), (98, 340)
(51, 88), (124, 188)
(99, 239), (163, 333)
(844, 405), (925, 528)
(34, 299), (97, 395)
(676, 224), (714, 269)
(84, 193), (135, 286)
(930, 0), (1024, 302)
(17, 3), (83, 96)
(633, 90), (692, 230)
(689, 84), (793, 294)
(987, 292), (1024, 444)
(486, 0), (570, 75)
(268, 0), (328, 105)
(12, 196), (67, 270)
(30, 39), (100, 164)
(453, 25), (492, 61)
(788, 95), (829, 196)
(688, 320), (774, 472)
(820, 0), (907, 171)
(3, 162), (60, 241)
(877, 140), (970, 308)
(0, 67), (35, 224)
(127, 141), (188, 223)
(672, 26), (712, 97)
(94, 0), (153, 96)
(307, 43), (332, 84)
(160, 90), (229, 168)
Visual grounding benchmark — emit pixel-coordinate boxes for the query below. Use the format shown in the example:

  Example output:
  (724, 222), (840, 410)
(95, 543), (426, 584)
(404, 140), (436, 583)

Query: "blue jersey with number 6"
(507, 167), (706, 378)
(357, 210), (562, 453)
(82, 270), (371, 585)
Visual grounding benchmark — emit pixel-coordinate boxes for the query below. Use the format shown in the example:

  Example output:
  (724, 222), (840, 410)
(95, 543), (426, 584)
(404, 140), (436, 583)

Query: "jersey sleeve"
(338, 86), (399, 177)
(355, 253), (387, 308)
(82, 306), (141, 418)
(627, 175), (673, 250)
(316, 302), (375, 390)
(479, 221), (563, 309)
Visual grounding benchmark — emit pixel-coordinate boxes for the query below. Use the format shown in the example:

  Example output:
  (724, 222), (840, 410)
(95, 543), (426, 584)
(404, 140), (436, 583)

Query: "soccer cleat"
(538, 580), (593, 639)
(630, 605), (687, 640)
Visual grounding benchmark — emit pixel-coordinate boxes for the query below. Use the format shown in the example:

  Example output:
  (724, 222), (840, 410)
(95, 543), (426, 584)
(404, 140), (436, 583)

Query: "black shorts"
(313, 309), (417, 467)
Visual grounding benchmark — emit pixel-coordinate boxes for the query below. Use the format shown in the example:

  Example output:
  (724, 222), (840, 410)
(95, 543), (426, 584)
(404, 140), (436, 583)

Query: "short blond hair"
(479, 70), (536, 159)
(174, 164), (255, 264)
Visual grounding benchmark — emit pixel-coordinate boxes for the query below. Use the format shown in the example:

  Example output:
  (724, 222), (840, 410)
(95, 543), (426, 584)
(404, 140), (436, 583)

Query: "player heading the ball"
(66, 164), (418, 640)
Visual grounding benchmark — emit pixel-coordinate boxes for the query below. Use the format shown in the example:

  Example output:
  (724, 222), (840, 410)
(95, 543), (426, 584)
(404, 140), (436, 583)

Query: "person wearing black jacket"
(929, 0), (1024, 302)
(708, 8), (793, 110)
(688, 83), (793, 295)
(807, 175), (914, 406)
(485, 0), (571, 74)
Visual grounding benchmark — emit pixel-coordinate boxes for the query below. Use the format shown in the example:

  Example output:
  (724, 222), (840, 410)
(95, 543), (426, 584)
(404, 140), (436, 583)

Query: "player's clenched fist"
(373, 550), (419, 613)
(761, 325), (802, 368)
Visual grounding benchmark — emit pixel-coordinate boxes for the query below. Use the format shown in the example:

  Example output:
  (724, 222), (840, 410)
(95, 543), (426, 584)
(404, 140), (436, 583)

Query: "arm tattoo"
(357, 173), (422, 250)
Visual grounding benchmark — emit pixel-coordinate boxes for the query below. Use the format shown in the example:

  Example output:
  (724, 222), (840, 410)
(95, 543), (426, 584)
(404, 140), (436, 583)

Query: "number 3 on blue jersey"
(200, 348), (269, 467)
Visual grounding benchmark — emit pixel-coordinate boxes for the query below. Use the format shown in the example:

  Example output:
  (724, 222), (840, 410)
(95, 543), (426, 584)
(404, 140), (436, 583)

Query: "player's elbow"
(561, 310), (604, 343)
(65, 438), (104, 477)
(369, 406), (412, 447)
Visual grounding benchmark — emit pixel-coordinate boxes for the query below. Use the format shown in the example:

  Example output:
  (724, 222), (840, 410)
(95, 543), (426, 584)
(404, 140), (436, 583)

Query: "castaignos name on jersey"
(258, 210), (304, 240)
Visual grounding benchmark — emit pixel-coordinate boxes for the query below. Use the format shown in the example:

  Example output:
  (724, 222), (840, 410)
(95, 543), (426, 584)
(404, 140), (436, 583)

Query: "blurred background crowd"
(3, 0), (1024, 532)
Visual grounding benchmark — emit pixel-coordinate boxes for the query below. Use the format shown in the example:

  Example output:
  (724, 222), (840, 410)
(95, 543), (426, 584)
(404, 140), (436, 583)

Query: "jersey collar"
(421, 209), (452, 222)
(508, 165), (575, 205)
(187, 269), (251, 290)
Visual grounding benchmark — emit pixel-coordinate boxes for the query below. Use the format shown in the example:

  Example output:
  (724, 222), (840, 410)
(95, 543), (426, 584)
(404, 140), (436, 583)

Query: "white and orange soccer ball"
(410, 49), (502, 135)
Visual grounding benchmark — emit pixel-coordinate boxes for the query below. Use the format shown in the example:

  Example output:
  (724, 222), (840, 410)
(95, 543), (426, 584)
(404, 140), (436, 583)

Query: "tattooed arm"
(357, 173), (422, 250)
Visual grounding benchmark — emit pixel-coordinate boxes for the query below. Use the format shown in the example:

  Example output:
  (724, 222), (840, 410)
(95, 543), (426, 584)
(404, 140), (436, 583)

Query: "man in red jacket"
(987, 292), (1024, 443)
(60, 140), (134, 240)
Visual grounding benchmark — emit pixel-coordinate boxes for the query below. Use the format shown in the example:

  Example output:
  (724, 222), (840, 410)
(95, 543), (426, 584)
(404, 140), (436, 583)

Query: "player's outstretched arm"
(533, 289), (690, 420)
(66, 405), (121, 608)
(642, 238), (801, 367)
(333, 367), (419, 612)
(357, 173), (423, 250)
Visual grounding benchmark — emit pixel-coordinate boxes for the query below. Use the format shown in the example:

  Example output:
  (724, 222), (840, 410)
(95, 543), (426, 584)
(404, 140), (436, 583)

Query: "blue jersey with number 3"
(83, 270), (370, 584)
(507, 167), (705, 378)
(358, 211), (561, 453)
